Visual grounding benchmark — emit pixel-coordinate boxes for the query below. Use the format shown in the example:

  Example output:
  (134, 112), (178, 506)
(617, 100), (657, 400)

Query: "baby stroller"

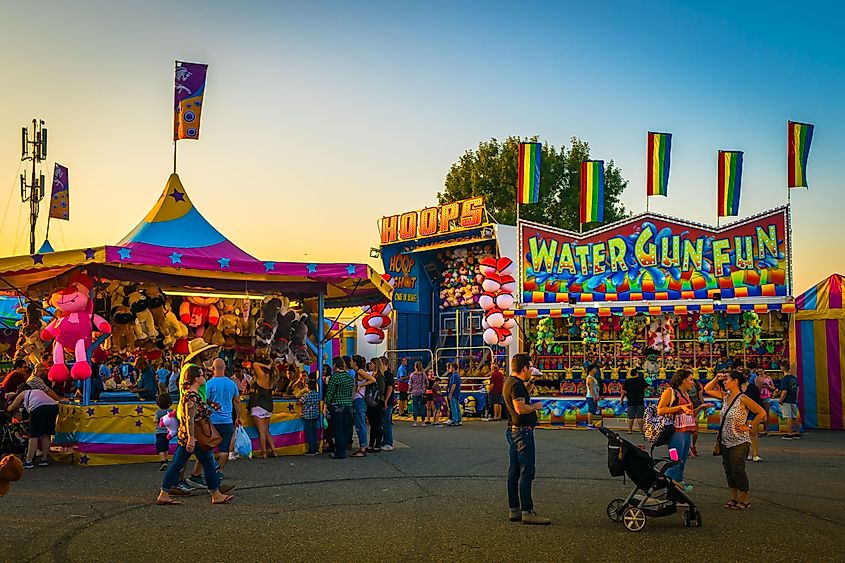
(599, 426), (701, 532)
(0, 411), (28, 457)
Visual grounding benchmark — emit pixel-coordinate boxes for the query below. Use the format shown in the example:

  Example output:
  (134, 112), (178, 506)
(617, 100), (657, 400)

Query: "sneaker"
(746, 454), (753, 461)
(683, 484), (694, 493)
(228, 452), (238, 461)
(37, 458), (48, 467)
(509, 509), (522, 522)
(690, 446), (699, 458)
(381, 445), (394, 451)
(520, 511), (551, 525)
(781, 435), (793, 440)
(159, 462), (168, 472)
(177, 479), (197, 491)
(422, 422), (429, 426)
(412, 423), (418, 427)
(216, 471), (225, 481)
(753, 456), (762, 462)
(22, 461), (34, 469)
(304, 452), (319, 456)
(792, 434), (802, 440)
(187, 474), (207, 489)
(172, 482), (194, 494)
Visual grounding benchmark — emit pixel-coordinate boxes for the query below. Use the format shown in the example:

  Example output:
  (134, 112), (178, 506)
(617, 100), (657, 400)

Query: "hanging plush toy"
(41, 273), (112, 382)
(647, 314), (673, 354)
(179, 296), (220, 338)
(580, 314), (599, 344)
(534, 317), (555, 354)
(158, 411), (179, 440)
(620, 317), (639, 352)
(697, 313), (715, 344)
(742, 312), (762, 349)
(361, 275), (394, 345)
(478, 257), (516, 347)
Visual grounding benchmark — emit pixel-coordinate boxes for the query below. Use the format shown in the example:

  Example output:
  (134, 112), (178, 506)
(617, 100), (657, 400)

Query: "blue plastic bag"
(234, 426), (252, 459)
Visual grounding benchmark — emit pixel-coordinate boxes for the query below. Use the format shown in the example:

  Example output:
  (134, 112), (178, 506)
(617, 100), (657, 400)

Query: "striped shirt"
(325, 370), (354, 407)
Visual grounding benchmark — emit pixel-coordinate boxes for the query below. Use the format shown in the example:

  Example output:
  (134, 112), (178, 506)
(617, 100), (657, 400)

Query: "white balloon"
(481, 279), (501, 293)
(381, 303), (393, 316)
(368, 316), (385, 329)
(483, 328), (499, 346)
(478, 293), (495, 311)
(500, 334), (513, 347)
(500, 281), (517, 294)
(495, 293), (515, 310)
(486, 311), (505, 328)
(503, 318), (516, 330)
(499, 265), (514, 277)
(481, 317), (490, 330)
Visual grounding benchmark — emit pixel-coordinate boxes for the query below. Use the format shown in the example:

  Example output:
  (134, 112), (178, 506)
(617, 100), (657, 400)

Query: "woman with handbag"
(657, 370), (698, 491)
(157, 365), (234, 506)
(704, 371), (766, 510)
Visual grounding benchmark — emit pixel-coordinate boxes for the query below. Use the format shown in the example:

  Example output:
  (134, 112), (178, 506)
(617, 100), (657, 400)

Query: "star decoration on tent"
(135, 406), (144, 415)
(134, 420), (143, 428)
(169, 252), (183, 265)
(218, 257), (230, 269)
(117, 248), (131, 260)
(346, 264), (357, 276)
(264, 261), (275, 272)
(31, 254), (44, 265)
(306, 263), (317, 274)
(169, 189), (186, 202)
(83, 248), (96, 260)
(86, 408), (95, 417)
(111, 407), (120, 415)
(287, 403), (296, 412)
(79, 454), (90, 465)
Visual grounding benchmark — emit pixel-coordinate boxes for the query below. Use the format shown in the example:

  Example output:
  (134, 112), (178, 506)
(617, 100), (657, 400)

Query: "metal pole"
(173, 140), (177, 174)
(317, 292), (325, 396)
(29, 120), (37, 255)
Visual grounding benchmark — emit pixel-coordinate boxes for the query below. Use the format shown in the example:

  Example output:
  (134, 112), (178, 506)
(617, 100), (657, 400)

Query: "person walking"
(778, 367), (801, 439)
(487, 363), (505, 421)
(351, 355), (375, 457)
(446, 363), (462, 427)
(620, 368), (648, 435)
(205, 358), (241, 477)
(657, 370), (698, 491)
(409, 362), (427, 426)
(396, 357), (410, 416)
(584, 364), (601, 428)
(156, 365), (234, 505)
(503, 354), (550, 525)
(703, 371), (767, 510)
(366, 357), (386, 453)
(381, 359), (395, 451)
(325, 356), (354, 459)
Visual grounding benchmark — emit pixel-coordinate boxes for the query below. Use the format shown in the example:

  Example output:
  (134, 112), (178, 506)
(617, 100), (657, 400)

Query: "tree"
(438, 136), (628, 231)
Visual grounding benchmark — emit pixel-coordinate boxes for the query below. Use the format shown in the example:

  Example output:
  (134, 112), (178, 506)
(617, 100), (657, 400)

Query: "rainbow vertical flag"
(517, 142), (541, 204)
(580, 160), (605, 224)
(647, 132), (671, 197)
(788, 121), (814, 188)
(49, 163), (69, 220)
(174, 61), (208, 141)
(718, 150), (743, 217)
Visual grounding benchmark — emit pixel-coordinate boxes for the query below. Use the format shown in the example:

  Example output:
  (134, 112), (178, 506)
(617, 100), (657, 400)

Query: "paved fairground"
(1, 421), (843, 563)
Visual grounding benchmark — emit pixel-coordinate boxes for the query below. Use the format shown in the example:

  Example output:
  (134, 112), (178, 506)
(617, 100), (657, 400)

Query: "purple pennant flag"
(49, 163), (69, 220)
(174, 61), (208, 141)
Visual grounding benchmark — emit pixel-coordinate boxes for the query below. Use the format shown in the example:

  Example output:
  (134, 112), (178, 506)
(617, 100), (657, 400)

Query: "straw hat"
(0, 455), (24, 497)
(183, 338), (218, 364)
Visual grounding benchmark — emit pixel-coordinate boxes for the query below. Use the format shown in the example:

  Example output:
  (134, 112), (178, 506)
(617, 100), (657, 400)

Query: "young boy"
(154, 393), (173, 471)
(299, 380), (321, 455)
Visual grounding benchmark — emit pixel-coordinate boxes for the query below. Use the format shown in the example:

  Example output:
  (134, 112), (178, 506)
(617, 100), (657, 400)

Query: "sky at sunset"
(0, 1), (842, 293)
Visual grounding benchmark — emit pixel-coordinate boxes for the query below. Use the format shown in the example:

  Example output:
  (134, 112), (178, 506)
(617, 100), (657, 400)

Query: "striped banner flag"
(788, 121), (814, 188)
(517, 142), (541, 204)
(718, 151), (743, 217)
(580, 160), (605, 224)
(174, 61), (208, 141)
(647, 132), (671, 197)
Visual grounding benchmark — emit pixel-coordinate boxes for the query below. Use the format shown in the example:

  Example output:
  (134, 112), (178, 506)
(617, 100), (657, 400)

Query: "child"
(154, 393), (173, 471)
(299, 380), (321, 455)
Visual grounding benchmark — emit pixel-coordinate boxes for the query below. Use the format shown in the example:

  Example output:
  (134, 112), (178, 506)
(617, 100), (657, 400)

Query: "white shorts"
(250, 406), (272, 419)
(780, 403), (799, 419)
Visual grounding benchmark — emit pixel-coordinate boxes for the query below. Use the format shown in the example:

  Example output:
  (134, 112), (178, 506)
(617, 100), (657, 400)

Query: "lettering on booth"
(380, 196), (485, 245)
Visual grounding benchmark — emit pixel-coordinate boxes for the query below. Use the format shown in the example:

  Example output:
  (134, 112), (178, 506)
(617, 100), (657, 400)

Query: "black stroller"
(0, 410), (28, 457)
(599, 426), (701, 532)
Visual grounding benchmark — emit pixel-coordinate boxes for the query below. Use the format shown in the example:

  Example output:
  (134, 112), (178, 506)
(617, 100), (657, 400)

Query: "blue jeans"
(329, 405), (352, 458)
(382, 405), (393, 446)
(161, 444), (220, 492)
(303, 417), (319, 454)
(412, 395), (426, 421)
(449, 396), (462, 424)
(353, 398), (368, 449)
(506, 427), (536, 512)
(664, 430), (692, 483)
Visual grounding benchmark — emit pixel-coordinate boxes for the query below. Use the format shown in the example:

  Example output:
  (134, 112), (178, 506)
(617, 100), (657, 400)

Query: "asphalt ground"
(1, 421), (843, 563)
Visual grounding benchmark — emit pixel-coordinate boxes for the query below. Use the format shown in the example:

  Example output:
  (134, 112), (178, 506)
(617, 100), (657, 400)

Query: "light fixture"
(481, 226), (494, 238)
(568, 295), (577, 305)
(369, 247), (381, 258)
(712, 291), (722, 305)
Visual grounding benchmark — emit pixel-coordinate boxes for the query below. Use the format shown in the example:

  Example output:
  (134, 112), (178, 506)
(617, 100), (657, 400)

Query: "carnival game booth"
(377, 197), (518, 417)
(513, 207), (794, 429)
(792, 274), (845, 430)
(0, 174), (391, 465)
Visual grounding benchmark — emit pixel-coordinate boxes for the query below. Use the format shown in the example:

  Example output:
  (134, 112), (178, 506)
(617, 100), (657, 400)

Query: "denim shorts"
(155, 432), (170, 454)
(213, 423), (235, 453)
(586, 397), (598, 415)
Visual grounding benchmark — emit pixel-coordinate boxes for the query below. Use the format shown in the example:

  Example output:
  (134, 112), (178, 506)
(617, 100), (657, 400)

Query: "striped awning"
(505, 301), (795, 318)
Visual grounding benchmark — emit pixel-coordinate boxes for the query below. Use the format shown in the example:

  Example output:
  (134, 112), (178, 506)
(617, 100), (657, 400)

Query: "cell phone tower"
(20, 119), (48, 255)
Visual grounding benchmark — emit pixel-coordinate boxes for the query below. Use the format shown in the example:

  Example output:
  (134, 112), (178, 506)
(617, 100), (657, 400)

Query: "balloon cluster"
(581, 314), (599, 344)
(362, 275), (394, 345)
(697, 313), (715, 344)
(742, 312), (761, 349)
(620, 317), (639, 352)
(478, 257), (517, 347)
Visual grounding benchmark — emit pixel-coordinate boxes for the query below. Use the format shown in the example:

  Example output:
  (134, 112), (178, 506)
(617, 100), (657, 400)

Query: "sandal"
(156, 498), (182, 506)
(352, 450), (367, 457)
(731, 501), (751, 510)
(212, 494), (234, 505)
(722, 500), (738, 509)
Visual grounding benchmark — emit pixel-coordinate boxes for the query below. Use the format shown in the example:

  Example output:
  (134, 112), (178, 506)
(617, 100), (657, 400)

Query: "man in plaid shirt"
(324, 357), (355, 459)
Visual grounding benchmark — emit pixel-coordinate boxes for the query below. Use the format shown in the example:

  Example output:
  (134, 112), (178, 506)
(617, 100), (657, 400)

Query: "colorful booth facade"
(793, 274), (845, 430)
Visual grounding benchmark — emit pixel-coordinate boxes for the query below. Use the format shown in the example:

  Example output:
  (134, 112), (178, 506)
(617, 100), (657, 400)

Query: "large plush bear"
(161, 302), (189, 348)
(144, 287), (167, 335)
(289, 313), (310, 365)
(109, 305), (137, 353)
(179, 296), (220, 338)
(128, 291), (158, 341)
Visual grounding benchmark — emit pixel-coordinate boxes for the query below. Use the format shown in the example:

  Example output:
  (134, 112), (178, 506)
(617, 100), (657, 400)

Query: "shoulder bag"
(713, 391), (743, 456)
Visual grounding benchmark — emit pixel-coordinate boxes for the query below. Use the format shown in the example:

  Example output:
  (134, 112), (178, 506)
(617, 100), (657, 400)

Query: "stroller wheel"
(683, 510), (691, 527)
(606, 498), (626, 522)
(622, 506), (646, 532)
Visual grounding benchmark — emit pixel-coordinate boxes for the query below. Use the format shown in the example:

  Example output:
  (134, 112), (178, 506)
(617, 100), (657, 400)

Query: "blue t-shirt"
(448, 371), (461, 401)
(780, 375), (799, 404)
(396, 364), (408, 382)
(206, 376), (240, 425)
(156, 368), (171, 385)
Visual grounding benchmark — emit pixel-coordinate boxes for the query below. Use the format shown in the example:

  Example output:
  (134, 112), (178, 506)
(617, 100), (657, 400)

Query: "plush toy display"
(14, 302), (46, 365)
(179, 296), (220, 338)
(620, 317), (639, 352)
(697, 313), (715, 344)
(647, 314), (673, 354)
(289, 313), (310, 364)
(162, 303), (189, 348)
(144, 287), (167, 337)
(580, 314), (599, 344)
(41, 273), (112, 382)
(361, 275), (394, 345)
(742, 312), (762, 349)
(437, 244), (495, 310)
(534, 317), (555, 354)
(128, 291), (158, 341)
(108, 305), (137, 353)
(478, 256), (516, 347)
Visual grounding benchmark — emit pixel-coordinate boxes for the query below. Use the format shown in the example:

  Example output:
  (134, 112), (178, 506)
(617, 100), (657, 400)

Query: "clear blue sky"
(0, 0), (841, 292)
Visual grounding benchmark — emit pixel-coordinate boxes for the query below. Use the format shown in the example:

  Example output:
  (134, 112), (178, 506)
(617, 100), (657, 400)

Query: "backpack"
(364, 382), (382, 408)
(643, 403), (675, 446)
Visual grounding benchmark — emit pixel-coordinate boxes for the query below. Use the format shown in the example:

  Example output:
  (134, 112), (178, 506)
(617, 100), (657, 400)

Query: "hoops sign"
(380, 196), (485, 245)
